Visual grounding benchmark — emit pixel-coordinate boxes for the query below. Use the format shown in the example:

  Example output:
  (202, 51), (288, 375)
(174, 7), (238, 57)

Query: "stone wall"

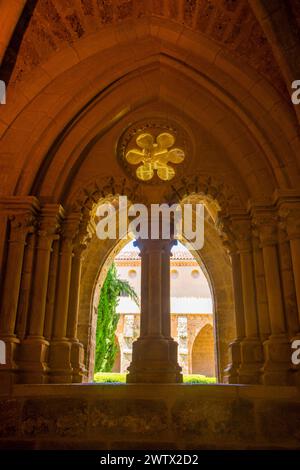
(0, 384), (299, 450)
(114, 313), (214, 375)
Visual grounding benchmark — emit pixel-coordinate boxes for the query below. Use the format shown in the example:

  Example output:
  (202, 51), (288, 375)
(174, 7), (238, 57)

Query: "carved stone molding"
(36, 204), (64, 247)
(69, 177), (142, 214)
(217, 214), (252, 253)
(166, 173), (244, 213)
(279, 206), (300, 241)
(251, 211), (279, 247)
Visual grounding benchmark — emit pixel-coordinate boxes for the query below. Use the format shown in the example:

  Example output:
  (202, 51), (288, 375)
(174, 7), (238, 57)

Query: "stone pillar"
(15, 232), (36, 339)
(44, 240), (60, 340)
(49, 213), (81, 383)
(252, 235), (271, 341)
(224, 248), (245, 383)
(281, 209), (300, 325)
(277, 228), (298, 337)
(0, 197), (39, 387)
(19, 205), (63, 383)
(218, 216), (245, 384)
(66, 240), (87, 383)
(232, 217), (263, 384)
(127, 237), (182, 383)
(253, 211), (292, 385)
(279, 204), (300, 385)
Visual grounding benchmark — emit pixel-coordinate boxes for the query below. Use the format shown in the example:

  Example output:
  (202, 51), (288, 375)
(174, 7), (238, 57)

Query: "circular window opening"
(128, 269), (137, 278)
(191, 269), (200, 279)
(171, 269), (179, 279)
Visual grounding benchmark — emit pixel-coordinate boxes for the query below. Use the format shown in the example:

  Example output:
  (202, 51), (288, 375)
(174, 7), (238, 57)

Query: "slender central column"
(127, 237), (182, 383)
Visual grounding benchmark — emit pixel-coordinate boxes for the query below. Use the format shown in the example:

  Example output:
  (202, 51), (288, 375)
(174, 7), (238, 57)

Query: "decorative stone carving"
(117, 119), (190, 184)
(125, 131), (185, 181)
(252, 212), (279, 247)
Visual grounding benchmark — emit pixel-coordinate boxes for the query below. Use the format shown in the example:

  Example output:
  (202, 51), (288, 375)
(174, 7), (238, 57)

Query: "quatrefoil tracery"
(125, 132), (185, 181)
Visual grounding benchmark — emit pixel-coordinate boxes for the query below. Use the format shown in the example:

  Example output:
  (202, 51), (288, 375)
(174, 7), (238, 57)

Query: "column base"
(127, 337), (182, 383)
(0, 335), (20, 390)
(18, 336), (49, 384)
(238, 337), (263, 384)
(49, 339), (72, 383)
(262, 334), (293, 385)
(223, 339), (242, 384)
(70, 339), (86, 383)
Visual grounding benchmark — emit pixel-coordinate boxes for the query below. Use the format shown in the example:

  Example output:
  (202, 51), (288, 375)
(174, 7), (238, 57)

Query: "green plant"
(93, 372), (217, 384)
(94, 262), (138, 373)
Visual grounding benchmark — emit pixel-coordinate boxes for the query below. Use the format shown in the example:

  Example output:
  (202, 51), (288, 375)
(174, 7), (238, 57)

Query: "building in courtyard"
(112, 242), (215, 376)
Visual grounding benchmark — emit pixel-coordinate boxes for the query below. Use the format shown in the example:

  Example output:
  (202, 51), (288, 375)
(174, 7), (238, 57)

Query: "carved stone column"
(279, 204), (300, 385)
(253, 211), (291, 385)
(0, 197), (39, 387)
(19, 205), (63, 383)
(252, 235), (271, 342)
(277, 228), (299, 337)
(49, 213), (81, 383)
(66, 235), (88, 383)
(231, 217), (263, 384)
(218, 217), (245, 384)
(281, 208), (300, 324)
(127, 237), (182, 383)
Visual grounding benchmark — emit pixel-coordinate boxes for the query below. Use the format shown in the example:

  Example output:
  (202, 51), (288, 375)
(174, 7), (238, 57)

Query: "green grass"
(183, 374), (216, 384)
(93, 372), (216, 384)
(94, 372), (127, 383)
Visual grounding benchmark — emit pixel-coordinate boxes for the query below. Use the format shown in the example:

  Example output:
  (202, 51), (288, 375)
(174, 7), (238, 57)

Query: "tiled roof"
(115, 250), (194, 261)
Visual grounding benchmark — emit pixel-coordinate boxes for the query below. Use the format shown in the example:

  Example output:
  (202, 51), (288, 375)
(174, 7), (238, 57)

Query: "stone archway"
(192, 324), (215, 377)
(77, 192), (235, 383)
(0, 9), (299, 389)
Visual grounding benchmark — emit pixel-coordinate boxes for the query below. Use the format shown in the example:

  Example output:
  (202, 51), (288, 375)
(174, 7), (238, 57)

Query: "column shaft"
(49, 214), (82, 383)
(231, 217), (263, 384)
(290, 238), (300, 324)
(253, 210), (291, 385)
(19, 205), (63, 384)
(0, 197), (39, 388)
(127, 238), (182, 383)
(67, 246), (86, 383)
(224, 250), (245, 383)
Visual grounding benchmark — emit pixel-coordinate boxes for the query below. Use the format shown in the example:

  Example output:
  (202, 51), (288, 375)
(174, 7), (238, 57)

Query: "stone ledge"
(0, 384), (299, 449)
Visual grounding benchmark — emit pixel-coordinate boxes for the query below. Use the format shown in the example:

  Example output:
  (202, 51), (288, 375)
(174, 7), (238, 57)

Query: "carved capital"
(61, 213), (82, 242)
(37, 205), (64, 246)
(216, 216), (237, 255)
(252, 212), (278, 247)
(8, 212), (36, 243)
(224, 216), (252, 253)
(279, 207), (300, 240)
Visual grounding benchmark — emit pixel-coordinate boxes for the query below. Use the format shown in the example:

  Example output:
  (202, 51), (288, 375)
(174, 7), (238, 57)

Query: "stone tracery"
(0, 0), (300, 450)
